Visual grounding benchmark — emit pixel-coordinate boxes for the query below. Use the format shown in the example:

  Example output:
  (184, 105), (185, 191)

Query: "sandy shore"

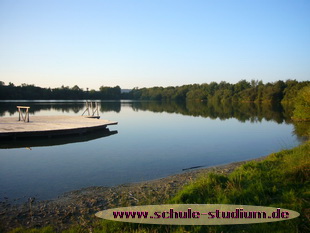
(0, 156), (266, 232)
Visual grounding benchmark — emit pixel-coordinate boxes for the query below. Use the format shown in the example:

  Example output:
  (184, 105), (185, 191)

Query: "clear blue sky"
(0, 0), (309, 90)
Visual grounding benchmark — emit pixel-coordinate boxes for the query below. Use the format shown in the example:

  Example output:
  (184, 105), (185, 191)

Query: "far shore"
(0, 156), (267, 232)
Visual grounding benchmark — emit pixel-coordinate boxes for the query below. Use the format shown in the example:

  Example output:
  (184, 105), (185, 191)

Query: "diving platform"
(0, 115), (118, 139)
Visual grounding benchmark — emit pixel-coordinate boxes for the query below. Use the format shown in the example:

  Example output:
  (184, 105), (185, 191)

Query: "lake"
(0, 100), (302, 203)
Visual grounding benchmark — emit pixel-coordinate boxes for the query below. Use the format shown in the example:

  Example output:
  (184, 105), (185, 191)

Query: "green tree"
(292, 85), (310, 121)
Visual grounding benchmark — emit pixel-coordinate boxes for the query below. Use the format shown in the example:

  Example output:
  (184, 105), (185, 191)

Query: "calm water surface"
(0, 101), (301, 202)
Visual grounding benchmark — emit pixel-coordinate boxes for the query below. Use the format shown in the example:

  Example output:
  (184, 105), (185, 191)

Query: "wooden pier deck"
(0, 116), (117, 138)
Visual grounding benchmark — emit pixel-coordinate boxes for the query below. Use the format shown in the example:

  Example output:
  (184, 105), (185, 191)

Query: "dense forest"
(0, 80), (309, 105)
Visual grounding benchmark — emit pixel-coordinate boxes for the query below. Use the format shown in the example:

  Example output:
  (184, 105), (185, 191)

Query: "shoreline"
(0, 156), (267, 232)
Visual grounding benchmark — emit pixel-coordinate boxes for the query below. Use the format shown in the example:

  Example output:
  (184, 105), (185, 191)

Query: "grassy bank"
(168, 141), (309, 233)
(8, 140), (309, 233)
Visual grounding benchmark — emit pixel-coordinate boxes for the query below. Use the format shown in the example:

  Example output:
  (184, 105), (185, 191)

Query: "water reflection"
(129, 101), (292, 124)
(293, 121), (310, 142)
(0, 101), (121, 116)
(0, 100), (308, 140)
(0, 129), (118, 149)
(128, 101), (308, 140)
(0, 100), (306, 202)
(0, 100), (292, 123)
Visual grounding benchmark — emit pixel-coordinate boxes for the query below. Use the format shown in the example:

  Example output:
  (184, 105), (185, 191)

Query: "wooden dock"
(0, 116), (117, 138)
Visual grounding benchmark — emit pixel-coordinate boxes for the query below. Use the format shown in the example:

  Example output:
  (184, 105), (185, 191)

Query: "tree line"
(0, 82), (121, 100)
(129, 79), (309, 104)
(0, 80), (308, 105)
